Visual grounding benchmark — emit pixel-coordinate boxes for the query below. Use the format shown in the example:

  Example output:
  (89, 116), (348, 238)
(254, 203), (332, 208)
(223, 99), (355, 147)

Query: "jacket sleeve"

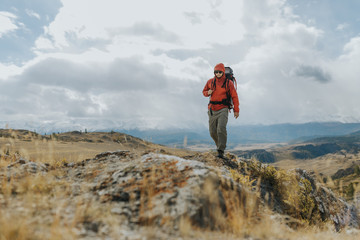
(229, 81), (240, 112)
(202, 80), (211, 97)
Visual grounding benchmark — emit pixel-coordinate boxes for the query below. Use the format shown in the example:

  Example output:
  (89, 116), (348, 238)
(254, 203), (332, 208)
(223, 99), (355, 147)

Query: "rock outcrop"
(1, 150), (359, 239)
(63, 151), (360, 235)
(295, 169), (358, 231)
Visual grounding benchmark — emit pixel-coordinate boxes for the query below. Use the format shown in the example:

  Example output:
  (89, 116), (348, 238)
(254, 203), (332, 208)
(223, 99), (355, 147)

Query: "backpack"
(209, 66), (237, 110)
(225, 67), (235, 82)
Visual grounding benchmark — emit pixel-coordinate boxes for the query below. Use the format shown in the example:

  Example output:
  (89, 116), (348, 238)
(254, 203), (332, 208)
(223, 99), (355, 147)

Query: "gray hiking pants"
(208, 108), (229, 151)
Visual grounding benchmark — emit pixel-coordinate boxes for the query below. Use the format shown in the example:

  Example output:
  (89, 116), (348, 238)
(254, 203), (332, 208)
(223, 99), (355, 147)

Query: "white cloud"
(25, 9), (41, 20)
(0, 11), (18, 37)
(36, 0), (248, 52)
(336, 23), (349, 31)
(0, 63), (22, 80)
(34, 36), (55, 51)
(342, 36), (360, 57)
(1, 0), (360, 130)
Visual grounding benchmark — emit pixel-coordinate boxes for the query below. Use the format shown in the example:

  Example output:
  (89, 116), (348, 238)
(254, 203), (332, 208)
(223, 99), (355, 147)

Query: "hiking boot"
(217, 150), (238, 169)
(217, 150), (225, 159)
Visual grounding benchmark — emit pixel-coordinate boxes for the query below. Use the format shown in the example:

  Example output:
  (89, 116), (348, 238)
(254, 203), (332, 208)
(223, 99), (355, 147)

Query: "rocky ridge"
(1, 149), (360, 239)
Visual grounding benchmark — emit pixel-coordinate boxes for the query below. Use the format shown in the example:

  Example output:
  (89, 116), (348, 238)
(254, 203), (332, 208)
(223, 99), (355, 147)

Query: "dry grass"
(176, 176), (360, 240)
(273, 152), (360, 176)
(1, 135), (126, 165)
(0, 129), (196, 166)
(0, 166), (116, 239)
(1, 168), (360, 240)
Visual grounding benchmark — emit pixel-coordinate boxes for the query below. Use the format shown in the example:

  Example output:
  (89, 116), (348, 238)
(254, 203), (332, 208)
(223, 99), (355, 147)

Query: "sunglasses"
(214, 71), (223, 74)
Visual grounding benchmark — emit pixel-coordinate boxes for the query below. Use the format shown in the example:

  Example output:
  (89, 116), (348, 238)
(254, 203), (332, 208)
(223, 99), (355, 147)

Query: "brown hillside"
(0, 129), (196, 165)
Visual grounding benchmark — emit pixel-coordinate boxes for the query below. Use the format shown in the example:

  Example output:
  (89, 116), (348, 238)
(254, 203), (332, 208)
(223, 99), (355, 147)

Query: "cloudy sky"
(1, 0), (360, 131)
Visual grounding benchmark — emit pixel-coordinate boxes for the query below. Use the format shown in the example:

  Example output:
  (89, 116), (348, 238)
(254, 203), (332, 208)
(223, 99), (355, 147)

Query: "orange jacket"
(202, 63), (239, 112)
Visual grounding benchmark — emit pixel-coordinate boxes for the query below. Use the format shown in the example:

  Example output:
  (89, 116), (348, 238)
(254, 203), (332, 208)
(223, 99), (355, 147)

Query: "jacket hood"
(214, 63), (225, 73)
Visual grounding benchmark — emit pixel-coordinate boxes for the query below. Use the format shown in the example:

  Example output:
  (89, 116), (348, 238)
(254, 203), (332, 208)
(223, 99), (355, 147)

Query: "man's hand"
(208, 89), (213, 95)
(234, 112), (239, 119)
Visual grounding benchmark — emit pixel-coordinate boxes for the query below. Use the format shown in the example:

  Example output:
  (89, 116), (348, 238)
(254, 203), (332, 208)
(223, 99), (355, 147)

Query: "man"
(202, 63), (239, 159)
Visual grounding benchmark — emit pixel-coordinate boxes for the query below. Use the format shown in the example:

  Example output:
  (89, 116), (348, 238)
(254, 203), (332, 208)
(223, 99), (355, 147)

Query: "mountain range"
(3, 121), (360, 148)
(120, 122), (360, 147)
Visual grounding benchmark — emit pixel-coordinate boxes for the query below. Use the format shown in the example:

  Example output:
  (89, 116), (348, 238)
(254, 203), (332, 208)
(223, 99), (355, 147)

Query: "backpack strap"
(209, 78), (233, 110)
(221, 77), (228, 89)
(211, 77), (216, 90)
